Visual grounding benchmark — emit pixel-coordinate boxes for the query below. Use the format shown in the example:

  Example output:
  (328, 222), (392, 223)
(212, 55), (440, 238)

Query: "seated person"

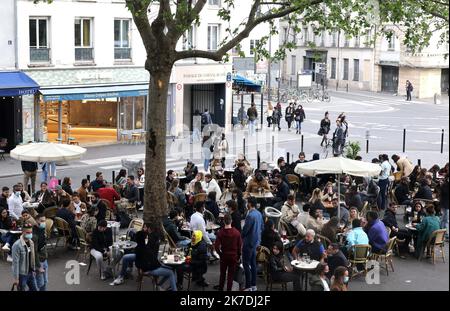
(54, 185), (69, 208)
(246, 171), (270, 194)
(135, 223), (177, 291)
(0, 208), (16, 257)
(234, 154), (252, 176)
(166, 170), (177, 190)
(346, 207), (359, 230)
(292, 229), (326, 261)
(90, 220), (113, 280)
(80, 206), (98, 240)
(364, 211), (389, 253)
(325, 244), (348, 279)
(331, 266), (349, 291)
(406, 201), (426, 224)
(345, 185), (363, 211)
(70, 193), (87, 215)
(309, 262), (331, 291)
(281, 194), (305, 236)
(306, 209), (324, 233)
(382, 203), (412, 256)
(55, 199), (79, 249)
(297, 203), (312, 230)
(168, 179), (187, 210)
(0, 187), (9, 210)
(360, 178), (379, 204)
(188, 172), (205, 194)
(394, 177), (411, 206)
(202, 174), (222, 201)
(322, 182), (337, 201)
(91, 193), (108, 222)
(414, 178), (433, 201)
(231, 189), (246, 217)
(260, 219), (282, 249)
(17, 210), (37, 228)
(232, 162), (247, 193)
(189, 230), (209, 287)
(331, 198), (350, 226)
(309, 188), (326, 215)
(163, 210), (191, 248)
(210, 157), (225, 181)
(320, 216), (339, 243)
(413, 205), (441, 258)
(270, 174), (290, 210)
(98, 183), (121, 211)
(184, 161), (199, 184)
(91, 171), (107, 192)
(269, 241), (301, 290)
(205, 191), (220, 220)
(123, 176), (139, 204)
(344, 219), (369, 256)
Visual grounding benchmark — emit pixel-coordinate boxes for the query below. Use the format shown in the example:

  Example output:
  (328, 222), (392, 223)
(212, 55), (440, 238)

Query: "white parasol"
(10, 142), (87, 162)
(294, 156), (381, 219)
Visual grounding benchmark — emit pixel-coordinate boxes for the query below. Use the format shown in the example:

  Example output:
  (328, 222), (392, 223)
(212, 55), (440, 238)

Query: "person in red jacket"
(213, 213), (242, 291)
(97, 183), (121, 211)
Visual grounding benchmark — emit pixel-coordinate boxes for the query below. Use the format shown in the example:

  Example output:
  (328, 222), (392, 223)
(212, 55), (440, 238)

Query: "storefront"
(0, 71), (39, 151)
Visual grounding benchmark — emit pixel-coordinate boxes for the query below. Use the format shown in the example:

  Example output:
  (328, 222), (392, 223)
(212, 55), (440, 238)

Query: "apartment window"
(343, 58), (349, 80)
(364, 30), (372, 47)
(29, 17), (50, 62)
(250, 39), (260, 55)
(353, 59), (360, 81)
(182, 27), (195, 50)
(354, 34), (360, 48)
(291, 55), (297, 75)
(331, 58), (336, 79)
(387, 35), (395, 50)
(302, 27), (309, 45)
(114, 19), (131, 60)
(344, 36), (350, 47)
(320, 30), (325, 46)
(207, 24), (219, 51)
(74, 18), (93, 61)
(332, 32), (337, 47)
(208, 0), (221, 6)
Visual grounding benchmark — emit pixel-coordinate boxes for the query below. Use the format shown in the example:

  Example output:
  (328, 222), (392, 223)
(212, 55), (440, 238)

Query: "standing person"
(378, 154), (391, 210)
(332, 119), (345, 157)
(218, 133), (229, 168)
(294, 104), (306, 134)
(285, 102), (294, 132)
(405, 80), (413, 101)
(247, 103), (258, 136)
(213, 213), (242, 291)
(40, 162), (48, 183)
(391, 154), (414, 178)
(266, 102), (274, 127)
(32, 214), (48, 291)
(21, 161), (38, 194)
(319, 112), (331, 147)
(337, 113), (349, 141)
(272, 104), (282, 131)
(192, 109), (202, 143)
(201, 109), (213, 131)
(7, 185), (23, 220)
(11, 223), (38, 291)
(241, 197), (264, 291)
(202, 135), (213, 172)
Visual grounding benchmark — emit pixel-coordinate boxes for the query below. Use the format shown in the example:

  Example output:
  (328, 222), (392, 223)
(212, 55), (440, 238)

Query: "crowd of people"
(1, 140), (448, 292)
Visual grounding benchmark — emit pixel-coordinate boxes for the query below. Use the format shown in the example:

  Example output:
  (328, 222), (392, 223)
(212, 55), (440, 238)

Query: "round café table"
(290, 259), (320, 291)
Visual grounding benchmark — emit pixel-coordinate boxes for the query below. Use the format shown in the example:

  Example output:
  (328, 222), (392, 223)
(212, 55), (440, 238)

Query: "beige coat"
(281, 202), (300, 223)
(397, 157), (414, 177)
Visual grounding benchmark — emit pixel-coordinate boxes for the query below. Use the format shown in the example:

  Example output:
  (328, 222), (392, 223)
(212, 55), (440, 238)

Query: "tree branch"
(126, 0), (156, 52)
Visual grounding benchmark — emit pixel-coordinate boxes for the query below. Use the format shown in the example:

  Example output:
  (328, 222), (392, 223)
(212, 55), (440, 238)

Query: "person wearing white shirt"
(202, 174), (222, 201)
(378, 154), (392, 210)
(7, 185), (23, 220)
(190, 202), (219, 260)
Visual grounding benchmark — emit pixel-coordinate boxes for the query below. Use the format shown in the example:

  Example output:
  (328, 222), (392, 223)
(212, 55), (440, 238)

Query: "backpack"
(201, 113), (208, 125)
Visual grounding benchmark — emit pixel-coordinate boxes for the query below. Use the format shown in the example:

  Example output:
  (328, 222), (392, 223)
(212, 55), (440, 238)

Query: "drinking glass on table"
(302, 253), (307, 262)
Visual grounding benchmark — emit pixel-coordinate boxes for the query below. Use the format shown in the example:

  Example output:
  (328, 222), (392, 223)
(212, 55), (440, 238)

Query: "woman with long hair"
(266, 102), (274, 128)
(319, 111), (331, 146)
(294, 104), (306, 135)
(331, 266), (349, 291)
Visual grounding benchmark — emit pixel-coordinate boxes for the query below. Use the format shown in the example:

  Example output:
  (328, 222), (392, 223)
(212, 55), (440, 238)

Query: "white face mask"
(14, 192), (21, 198)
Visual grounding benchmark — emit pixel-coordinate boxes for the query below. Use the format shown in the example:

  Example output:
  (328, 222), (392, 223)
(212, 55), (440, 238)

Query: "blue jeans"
(441, 208), (449, 238)
(35, 260), (48, 291)
(1, 232), (14, 246)
(204, 159), (210, 172)
(296, 120), (302, 132)
(18, 272), (38, 291)
(148, 265), (177, 291)
(119, 253), (136, 277)
(378, 179), (389, 210)
(249, 120), (257, 135)
(242, 245), (257, 288)
(176, 239), (191, 249)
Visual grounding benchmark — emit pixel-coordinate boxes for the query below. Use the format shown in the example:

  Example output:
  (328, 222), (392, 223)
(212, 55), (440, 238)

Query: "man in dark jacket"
(90, 220), (113, 280)
(345, 185), (363, 210)
(33, 214), (48, 291)
(395, 177), (411, 206)
(271, 174), (290, 210)
(0, 186), (9, 210)
(33, 182), (56, 213)
(55, 199), (78, 249)
(163, 210), (190, 248)
(124, 176), (139, 203)
(414, 178), (433, 201)
(233, 162), (247, 192)
(21, 161), (38, 194)
(90, 172), (106, 192)
(333, 119), (345, 156)
(325, 243), (348, 279)
(247, 103), (258, 136)
(382, 203), (411, 255)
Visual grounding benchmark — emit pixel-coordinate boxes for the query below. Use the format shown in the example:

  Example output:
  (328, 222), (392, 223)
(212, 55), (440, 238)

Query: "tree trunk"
(143, 66), (172, 226)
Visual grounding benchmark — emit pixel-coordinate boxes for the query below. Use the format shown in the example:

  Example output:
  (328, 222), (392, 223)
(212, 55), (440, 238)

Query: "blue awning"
(233, 74), (261, 92)
(0, 71), (40, 96)
(39, 84), (149, 101)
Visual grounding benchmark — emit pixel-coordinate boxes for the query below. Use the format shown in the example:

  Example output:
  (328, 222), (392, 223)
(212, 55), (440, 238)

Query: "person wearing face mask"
(11, 223), (38, 291)
(7, 185), (23, 220)
(32, 214), (48, 291)
(246, 171), (270, 193)
(330, 266), (349, 291)
(309, 262), (331, 291)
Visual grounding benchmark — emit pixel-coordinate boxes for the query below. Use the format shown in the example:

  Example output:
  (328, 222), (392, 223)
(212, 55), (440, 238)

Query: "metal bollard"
(272, 135), (275, 161)
(402, 129), (406, 153)
(87, 175), (90, 182)
(366, 139), (369, 154)
(441, 129), (445, 154)
(243, 138), (246, 157)
(112, 171), (116, 183)
(287, 152), (290, 165)
(301, 135), (304, 153)
(418, 159), (421, 167)
(257, 151), (261, 170)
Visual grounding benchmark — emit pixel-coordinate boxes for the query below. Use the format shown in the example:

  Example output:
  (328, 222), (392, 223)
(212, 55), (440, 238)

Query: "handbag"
(233, 264), (245, 285)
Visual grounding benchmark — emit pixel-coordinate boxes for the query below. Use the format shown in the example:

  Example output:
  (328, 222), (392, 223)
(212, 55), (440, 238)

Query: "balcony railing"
(114, 47), (131, 60)
(75, 47), (94, 61)
(30, 47), (50, 63)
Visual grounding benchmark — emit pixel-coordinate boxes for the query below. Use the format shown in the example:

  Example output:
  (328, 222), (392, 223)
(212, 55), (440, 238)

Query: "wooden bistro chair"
(371, 237), (397, 276)
(349, 244), (372, 279)
(75, 225), (90, 263)
(193, 193), (207, 205)
(136, 269), (159, 291)
(316, 234), (332, 250)
(43, 206), (59, 220)
(53, 217), (72, 250)
(286, 174), (300, 198)
(419, 229), (447, 264)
